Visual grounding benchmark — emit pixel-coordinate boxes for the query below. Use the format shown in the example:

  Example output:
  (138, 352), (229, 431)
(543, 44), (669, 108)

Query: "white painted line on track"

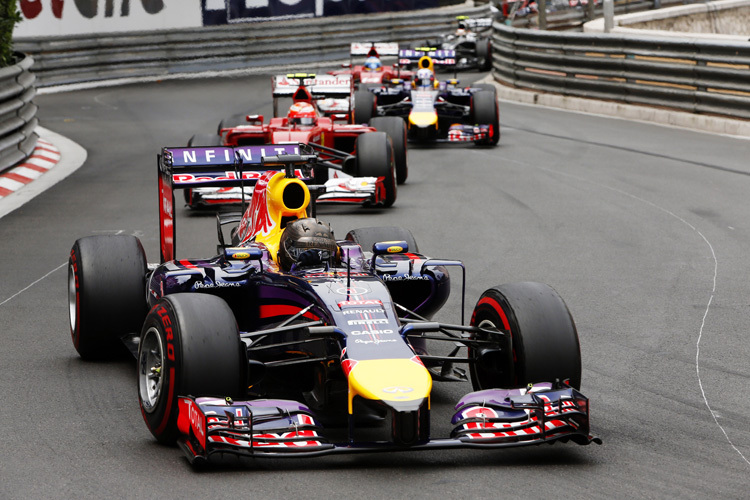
(0, 262), (66, 308)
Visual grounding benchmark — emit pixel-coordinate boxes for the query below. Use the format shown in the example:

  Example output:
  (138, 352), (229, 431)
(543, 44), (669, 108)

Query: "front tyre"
(470, 90), (500, 146)
(369, 116), (408, 185)
(469, 282), (581, 390)
(139, 293), (244, 444)
(355, 132), (396, 208)
(352, 89), (376, 125)
(68, 235), (147, 360)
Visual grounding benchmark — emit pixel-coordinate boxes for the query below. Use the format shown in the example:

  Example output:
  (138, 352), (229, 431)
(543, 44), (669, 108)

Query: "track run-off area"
(0, 72), (748, 498)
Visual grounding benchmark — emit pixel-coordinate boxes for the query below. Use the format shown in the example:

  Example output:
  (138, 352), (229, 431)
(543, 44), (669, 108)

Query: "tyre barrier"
(0, 53), (38, 173)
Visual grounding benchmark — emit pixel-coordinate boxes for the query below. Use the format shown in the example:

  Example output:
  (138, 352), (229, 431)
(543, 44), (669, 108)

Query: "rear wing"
(157, 144), (307, 263)
(350, 42), (399, 57)
(272, 73), (353, 117)
(456, 17), (493, 30)
(272, 74), (353, 99)
(399, 49), (456, 67)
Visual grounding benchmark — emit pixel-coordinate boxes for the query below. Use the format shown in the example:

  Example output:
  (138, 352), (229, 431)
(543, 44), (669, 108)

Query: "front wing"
(176, 383), (600, 464)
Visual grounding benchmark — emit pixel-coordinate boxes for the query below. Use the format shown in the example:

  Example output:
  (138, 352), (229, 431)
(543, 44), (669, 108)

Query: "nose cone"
(409, 111), (438, 128)
(347, 358), (432, 413)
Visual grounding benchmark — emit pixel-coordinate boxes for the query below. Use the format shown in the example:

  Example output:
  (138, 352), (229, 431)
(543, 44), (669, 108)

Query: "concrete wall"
(626, 6), (750, 35)
(584, 0), (750, 40)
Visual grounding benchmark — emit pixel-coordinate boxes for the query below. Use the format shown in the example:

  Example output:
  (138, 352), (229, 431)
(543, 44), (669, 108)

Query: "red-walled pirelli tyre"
(68, 235), (147, 360)
(469, 282), (581, 390)
(470, 90), (500, 146)
(369, 116), (408, 185)
(355, 132), (396, 208)
(138, 293), (244, 445)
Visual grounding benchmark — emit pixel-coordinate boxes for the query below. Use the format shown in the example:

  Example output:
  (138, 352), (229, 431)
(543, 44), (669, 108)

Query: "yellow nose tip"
(409, 111), (438, 128)
(347, 358), (432, 413)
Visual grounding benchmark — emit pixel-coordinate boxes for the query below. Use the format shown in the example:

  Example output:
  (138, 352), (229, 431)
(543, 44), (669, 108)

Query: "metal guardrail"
(491, 22), (750, 120)
(14, 4), (490, 88)
(0, 53), (38, 172)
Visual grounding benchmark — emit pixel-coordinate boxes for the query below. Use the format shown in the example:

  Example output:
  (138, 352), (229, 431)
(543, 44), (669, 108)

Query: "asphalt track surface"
(1, 72), (748, 498)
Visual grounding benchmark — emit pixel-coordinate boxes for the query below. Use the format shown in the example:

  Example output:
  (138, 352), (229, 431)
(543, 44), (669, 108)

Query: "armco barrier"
(0, 54), (38, 172)
(14, 4), (490, 88)
(491, 22), (750, 120)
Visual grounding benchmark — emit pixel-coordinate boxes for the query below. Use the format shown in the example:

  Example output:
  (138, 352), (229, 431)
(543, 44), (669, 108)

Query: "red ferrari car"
(330, 42), (414, 87)
(186, 74), (407, 208)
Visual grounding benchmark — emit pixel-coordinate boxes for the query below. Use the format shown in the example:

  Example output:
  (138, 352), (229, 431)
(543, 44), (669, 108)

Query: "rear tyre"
(354, 132), (396, 208)
(68, 235), (147, 360)
(470, 90), (500, 146)
(469, 282), (581, 390)
(476, 38), (492, 71)
(345, 226), (419, 254)
(369, 116), (408, 185)
(352, 89), (375, 125)
(138, 293), (244, 445)
(218, 113), (249, 133)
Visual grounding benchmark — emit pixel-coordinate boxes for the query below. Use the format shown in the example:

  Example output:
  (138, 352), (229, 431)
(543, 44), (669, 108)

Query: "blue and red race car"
(68, 144), (599, 465)
(353, 50), (500, 145)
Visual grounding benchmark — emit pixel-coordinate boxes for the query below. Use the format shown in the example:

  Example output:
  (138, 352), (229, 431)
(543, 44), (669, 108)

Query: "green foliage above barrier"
(0, 0), (22, 67)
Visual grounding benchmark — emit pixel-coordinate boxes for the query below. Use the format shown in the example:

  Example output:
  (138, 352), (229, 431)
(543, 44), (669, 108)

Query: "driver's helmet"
(363, 56), (382, 72)
(278, 218), (338, 271)
(415, 68), (435, 88)
(287, 102), (317, 126)
(455, 27), (467, 36)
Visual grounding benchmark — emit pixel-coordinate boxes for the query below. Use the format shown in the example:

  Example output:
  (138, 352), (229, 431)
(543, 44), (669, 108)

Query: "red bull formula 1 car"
(353, 50), (500, 146)
(68, 144), (599, 465)
(185, 74), (407, 208)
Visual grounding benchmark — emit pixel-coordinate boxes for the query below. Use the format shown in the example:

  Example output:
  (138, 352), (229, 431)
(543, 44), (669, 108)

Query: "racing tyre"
(188, 133), (221, 147)
(354, 132), (396, 208)
(470, 90), (500, 146)
(476, 38), (492, 71)
(352, 89), (376, 125)
(218, 113), (249, 133)
(68, 235), (148, 360)
(138, 293), (244, 445)
(369, 116), (408, 185)
(469, 282), (581, 390)
(345, 226), (419, 254)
